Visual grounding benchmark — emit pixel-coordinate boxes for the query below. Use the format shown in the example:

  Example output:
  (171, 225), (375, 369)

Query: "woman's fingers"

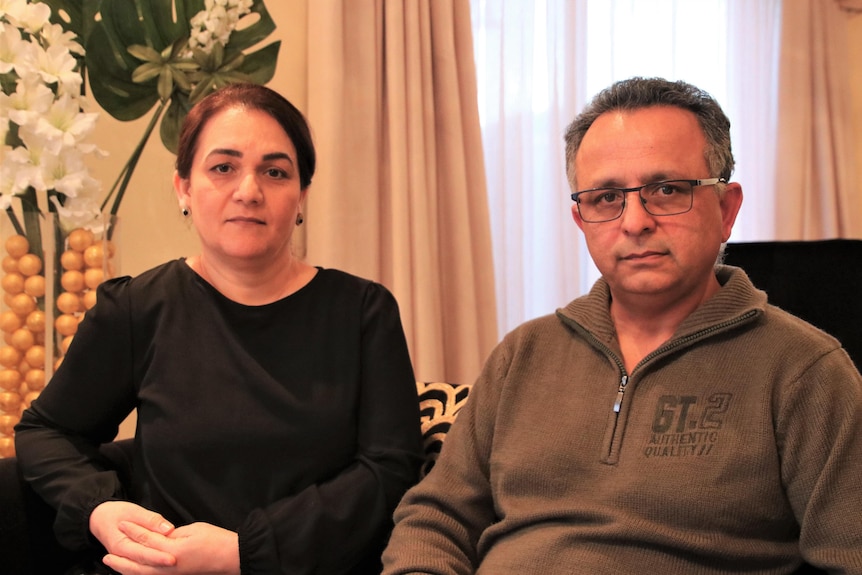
(114, 520), (177, 566)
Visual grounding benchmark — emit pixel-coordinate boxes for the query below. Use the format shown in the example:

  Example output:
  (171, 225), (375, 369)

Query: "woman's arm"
(238, 283), (424, 574)
(15, 277), (138, 549)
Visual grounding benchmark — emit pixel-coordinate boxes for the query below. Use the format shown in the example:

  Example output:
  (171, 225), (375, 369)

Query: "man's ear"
(571, 202), (586, 232)
(719, 182), (743, 243)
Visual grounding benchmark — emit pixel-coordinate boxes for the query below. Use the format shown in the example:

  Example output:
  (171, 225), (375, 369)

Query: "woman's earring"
(295, 212), (304, 226)
(181, 204), (189, 217)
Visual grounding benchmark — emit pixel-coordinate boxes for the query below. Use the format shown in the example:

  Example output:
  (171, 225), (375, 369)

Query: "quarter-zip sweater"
(382, 266), (862, 575)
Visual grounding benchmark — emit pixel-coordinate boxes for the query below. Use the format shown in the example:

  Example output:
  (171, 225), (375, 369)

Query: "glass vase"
(0, 212), (118, 458)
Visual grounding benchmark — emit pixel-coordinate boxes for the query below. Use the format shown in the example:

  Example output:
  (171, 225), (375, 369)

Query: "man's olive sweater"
(382, 266), (862, 575)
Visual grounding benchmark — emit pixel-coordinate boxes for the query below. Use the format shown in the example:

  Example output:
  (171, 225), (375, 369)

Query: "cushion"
(415, 381), (471, 477)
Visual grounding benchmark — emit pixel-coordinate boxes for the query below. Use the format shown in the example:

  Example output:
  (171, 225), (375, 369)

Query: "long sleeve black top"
(16, 260), (423, 574)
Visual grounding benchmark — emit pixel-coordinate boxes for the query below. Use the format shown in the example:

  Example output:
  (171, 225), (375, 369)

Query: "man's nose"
(619, 190), (655, 232)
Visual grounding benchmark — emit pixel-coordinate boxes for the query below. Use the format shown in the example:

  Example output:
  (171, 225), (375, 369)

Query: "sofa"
(1, 304), (847, 575)
(0, 439), (134, 574)
(0, 381), (468, 574)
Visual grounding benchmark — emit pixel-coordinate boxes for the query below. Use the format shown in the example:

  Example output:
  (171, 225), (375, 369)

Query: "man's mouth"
(622, 250), (665, 261)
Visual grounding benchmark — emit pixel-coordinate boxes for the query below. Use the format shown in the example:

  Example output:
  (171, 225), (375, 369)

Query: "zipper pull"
(613, 375), (628, 413)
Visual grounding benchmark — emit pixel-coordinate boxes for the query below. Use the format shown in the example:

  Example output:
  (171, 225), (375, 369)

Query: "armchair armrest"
(0, 438), (134, 574)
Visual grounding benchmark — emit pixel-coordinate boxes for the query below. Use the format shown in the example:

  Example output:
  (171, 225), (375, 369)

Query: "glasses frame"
(570, 178), (726, 223)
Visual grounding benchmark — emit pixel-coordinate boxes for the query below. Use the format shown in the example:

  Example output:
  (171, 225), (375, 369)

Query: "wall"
(88, 1), (308, 438)
(850, 14), (862, 201)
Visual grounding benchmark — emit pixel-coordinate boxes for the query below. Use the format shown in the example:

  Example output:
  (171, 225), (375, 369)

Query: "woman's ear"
(174, 171), (192, 216)
(174, 171), (190, 203)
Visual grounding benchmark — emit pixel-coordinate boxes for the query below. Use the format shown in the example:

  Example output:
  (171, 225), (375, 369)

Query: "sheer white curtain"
(471, 0), (792, 337)
(470, 0), (588, 334)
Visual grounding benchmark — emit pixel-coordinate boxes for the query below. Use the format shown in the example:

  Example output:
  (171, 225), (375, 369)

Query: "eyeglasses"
(570, 178), (726, 223)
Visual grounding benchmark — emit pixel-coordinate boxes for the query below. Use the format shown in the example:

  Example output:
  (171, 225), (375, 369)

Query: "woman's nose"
(234, 173), (263, 203)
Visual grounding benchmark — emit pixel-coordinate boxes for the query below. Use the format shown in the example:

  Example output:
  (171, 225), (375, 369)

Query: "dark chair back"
(723, 239), (862, 370)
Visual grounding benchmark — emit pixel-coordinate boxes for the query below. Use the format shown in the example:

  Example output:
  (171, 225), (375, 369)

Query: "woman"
(15, 83), (423, 575)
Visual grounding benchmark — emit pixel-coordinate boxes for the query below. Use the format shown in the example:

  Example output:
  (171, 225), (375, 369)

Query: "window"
(471, 0), (781, 336)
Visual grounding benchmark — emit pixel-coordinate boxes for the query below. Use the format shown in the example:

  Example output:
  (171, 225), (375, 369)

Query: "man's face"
(571, 105), (742, 307)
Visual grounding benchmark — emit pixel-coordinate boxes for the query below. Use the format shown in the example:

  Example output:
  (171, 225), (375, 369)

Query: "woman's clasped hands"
(89, 501), (241, 575)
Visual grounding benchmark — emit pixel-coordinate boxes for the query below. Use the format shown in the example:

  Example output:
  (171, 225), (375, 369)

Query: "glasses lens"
(640, 181), (694, 216)
(577, 189), (625, 222)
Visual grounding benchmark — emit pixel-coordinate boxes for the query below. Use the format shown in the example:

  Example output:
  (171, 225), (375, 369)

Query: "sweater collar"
(556, 265), (767, 344)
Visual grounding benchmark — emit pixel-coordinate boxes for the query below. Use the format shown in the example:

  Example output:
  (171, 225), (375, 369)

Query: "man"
(381, 77), (862, 574)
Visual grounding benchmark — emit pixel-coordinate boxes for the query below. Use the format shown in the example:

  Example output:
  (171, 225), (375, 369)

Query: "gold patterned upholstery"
(416, 381), (472, 477)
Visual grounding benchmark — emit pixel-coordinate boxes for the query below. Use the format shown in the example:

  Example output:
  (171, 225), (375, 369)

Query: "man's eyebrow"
(592, 173), (676, 188)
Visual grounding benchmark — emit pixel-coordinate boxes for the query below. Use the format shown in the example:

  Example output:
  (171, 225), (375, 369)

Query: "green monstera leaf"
(83, 0), (280, 153)
(38, 0), (281, 216)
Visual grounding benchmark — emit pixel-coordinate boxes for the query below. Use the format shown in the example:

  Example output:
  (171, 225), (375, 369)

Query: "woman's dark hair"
(175, 83), (316, 190)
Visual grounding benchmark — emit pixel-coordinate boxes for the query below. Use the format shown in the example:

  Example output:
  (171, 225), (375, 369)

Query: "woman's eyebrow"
(263, 152), (294, 165)
(208, 149), (294, 165)
(210, 148), (241, 157)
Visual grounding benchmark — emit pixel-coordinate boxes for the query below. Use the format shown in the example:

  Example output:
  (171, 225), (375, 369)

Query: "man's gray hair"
(564, 77), (735, 191)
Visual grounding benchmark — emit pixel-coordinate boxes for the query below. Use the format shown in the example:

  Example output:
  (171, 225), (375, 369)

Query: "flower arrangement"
(0, 0), (280, 457)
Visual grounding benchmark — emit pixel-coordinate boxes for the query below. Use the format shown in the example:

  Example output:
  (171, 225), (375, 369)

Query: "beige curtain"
(303, 0), (498, 385)
(774, 0), (861, 238)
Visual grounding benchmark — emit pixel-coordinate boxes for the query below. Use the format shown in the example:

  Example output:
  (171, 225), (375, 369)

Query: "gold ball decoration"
(0, 435), (15, 458)
(4, 235), (29, 259)
(83, 268), (104, 290)
(0, 413), (17, 435)
(17, 253), (43, 276)
(1, 256), (19, 274)
(60, 250), (84, 271)
(1, 272), (25, 295)
(24, 345), (45, 368)
(67, 228), (94, 253)
(0, 228), (116, 457)
(24, 275), (46, 297)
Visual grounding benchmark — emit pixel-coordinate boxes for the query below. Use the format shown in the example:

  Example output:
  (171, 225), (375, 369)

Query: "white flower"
(50, 193), (104, 233)
(0, 0), (110, 232)
(6, 131), (45, 192)
(11, 126), (97, 201)
(0, 147), (31, 201)
(186, 0), (252, 55)
(29, 42), (83, 93)
(32, 93), (98, 154)
(2, 76), (54, 128)
(0, 0), (27, 22)
(40, 22), (85, 56)
(0, 159), (20, 209)
(0, 21), (26, 74)
(41, 146), (101, 199)
(8, 0), (49, 34)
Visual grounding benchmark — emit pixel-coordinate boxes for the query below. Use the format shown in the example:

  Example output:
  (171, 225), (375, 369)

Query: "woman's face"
(174, 106), (305, 268)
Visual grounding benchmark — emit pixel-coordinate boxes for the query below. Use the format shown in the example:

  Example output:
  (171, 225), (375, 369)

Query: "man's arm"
(778, 347), (862, 573)
(381, 344), (507, 575)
